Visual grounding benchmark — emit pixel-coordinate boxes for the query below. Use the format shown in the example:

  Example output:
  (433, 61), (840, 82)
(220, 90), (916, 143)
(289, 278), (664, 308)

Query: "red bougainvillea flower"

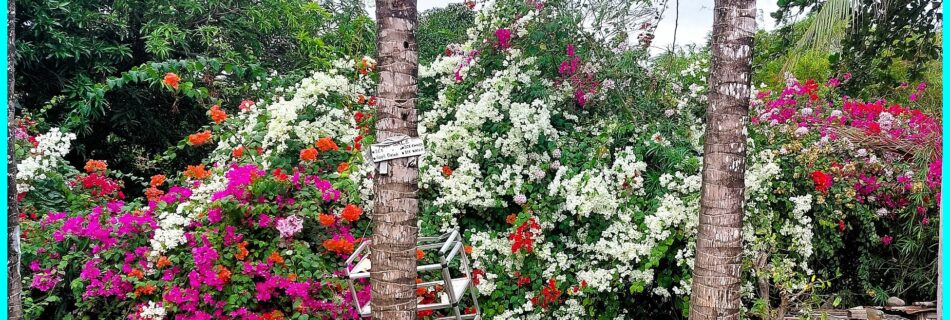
(838, 220), (846, 232)
(516, 275), (531, 287)
(188, 131), (212, 146)
(232, 145), (245, 158)
(84, 160), (108, 173)
(262, 310), (285, 320)
(535, 278), (562, 309)
(299, 147), (318, 161)
(272, 168), (289, 182)
(209, 105), (227, 124)
(811, 170), (833, 193)
(865, 122), (881, 135)
(316, 137), (339, 152)
(184, 164), (211, 180)
(471, 268), (486, 285)
(464, 0), (475, 9)
(442, 165), (453, 177)
(318, 214), (335, 227)
(163, 72), (181, 89)
(340, 204), (363, 222)
(509, 218), (540, 254)
(802, 79), (819, 101)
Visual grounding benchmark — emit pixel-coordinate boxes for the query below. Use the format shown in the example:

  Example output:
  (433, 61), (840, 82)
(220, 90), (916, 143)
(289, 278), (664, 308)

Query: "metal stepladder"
(344, 229), (482, 320)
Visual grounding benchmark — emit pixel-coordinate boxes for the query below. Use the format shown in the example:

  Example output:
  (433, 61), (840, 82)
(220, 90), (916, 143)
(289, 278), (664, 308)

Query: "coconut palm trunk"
(370, 0), (420, 319)
(688, 0), (756, 319)
(8, 0), (23, 318)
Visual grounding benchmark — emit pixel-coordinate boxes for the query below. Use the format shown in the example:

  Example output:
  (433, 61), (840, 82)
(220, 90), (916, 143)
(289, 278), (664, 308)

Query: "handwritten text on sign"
(370, 138), (425, 162)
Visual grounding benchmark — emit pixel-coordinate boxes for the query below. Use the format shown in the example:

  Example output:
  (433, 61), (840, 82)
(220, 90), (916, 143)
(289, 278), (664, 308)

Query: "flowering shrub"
(15, 0), (940, 319)
(19, 58), (378, 319)
(744, 73), (941, 310)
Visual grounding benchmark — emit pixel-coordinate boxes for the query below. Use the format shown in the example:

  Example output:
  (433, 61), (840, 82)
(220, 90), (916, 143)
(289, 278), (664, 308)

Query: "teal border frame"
(2, 0), (10, 315)
(940, 0), (948, 317)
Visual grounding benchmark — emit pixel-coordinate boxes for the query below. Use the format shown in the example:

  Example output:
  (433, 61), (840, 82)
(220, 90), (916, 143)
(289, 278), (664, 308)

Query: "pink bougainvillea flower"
(881, 235), (893, 246)
(495, 28), (512, 49)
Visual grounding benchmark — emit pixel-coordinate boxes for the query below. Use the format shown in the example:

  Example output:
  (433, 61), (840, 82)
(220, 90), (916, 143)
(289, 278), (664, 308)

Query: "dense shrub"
(14, 0), (941, 319)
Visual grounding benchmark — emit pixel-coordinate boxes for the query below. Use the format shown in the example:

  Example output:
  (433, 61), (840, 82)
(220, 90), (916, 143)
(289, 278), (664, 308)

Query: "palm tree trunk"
(370, 0), (419, 319)
(688, 1), (756, 319)
(8, 0), (24, 318)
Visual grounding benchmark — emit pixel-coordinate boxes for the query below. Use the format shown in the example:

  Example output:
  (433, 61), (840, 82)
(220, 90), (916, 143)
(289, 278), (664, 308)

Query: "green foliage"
(16, 0), (375, 196)
(418, 4), (476, 64)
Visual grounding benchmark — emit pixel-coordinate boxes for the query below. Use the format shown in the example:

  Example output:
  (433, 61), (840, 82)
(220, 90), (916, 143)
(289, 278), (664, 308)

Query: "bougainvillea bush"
(18, 58), (379, 319)
(15, 0), (941, 319)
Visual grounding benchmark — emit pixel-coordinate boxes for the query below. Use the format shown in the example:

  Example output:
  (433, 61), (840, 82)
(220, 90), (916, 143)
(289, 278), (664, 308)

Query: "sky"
(414, 0), (782, 54)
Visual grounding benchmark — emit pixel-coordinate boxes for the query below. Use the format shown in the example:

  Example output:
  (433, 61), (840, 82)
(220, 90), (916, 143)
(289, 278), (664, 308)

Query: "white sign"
(370, 137), (425, 162)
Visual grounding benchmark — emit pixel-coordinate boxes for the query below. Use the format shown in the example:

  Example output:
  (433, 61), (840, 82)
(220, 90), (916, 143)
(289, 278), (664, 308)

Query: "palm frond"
(782, 0), (854, 72)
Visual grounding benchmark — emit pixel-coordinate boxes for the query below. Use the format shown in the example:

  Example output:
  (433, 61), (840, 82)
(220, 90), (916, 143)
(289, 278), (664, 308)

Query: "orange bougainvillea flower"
(416, 249), (425, 261)
(84, 160), (108, 173)
(134, 284), (156, 297)
(235, 241), (249, 260)
(127, 268), (144, 279)
(288, 273), (298, 281)
(358, 95), (366, 104)
(184, 164), (211, 180)
(188, 130), (212, 146)
(163, 72), (181, 89)
(315, 137), (339, 152)
(337, 162), (349, 174)
(209, 105), (227, 124)
(416, 278), (427, 295)
(144, 187), (164, 202)
(318, 214), (335, 227)
(216, 265), (232, 283)
(464, 245), (473, 255)
(299, 147), (318, 162)
(323, 238), (355, 254)
(156, 256), (171, 269)
(149, 174), (166, 187)
(506, 214), (517, 225)
(442, 165), (453, 177)
(340, 204), (363, 222)
(232, 146), (245, 158)
(267, 251), (285, 265)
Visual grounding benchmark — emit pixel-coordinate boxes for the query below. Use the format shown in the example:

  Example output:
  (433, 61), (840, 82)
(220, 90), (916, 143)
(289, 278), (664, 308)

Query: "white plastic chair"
(344, 229), (482, 319)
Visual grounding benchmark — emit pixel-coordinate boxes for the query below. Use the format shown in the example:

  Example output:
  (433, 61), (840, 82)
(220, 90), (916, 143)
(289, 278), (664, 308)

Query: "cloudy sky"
(414, 0), (782, 53)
